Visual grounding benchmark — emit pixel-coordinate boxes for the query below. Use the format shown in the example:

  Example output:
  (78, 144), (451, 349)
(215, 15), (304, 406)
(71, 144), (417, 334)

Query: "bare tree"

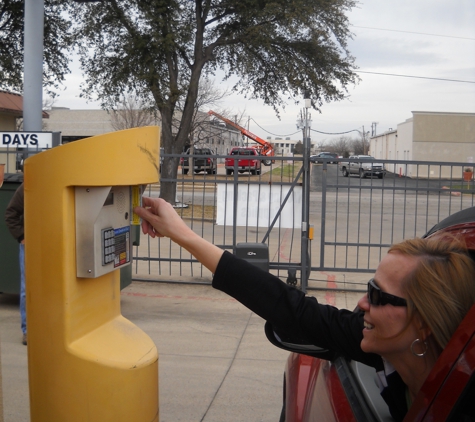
(176, 78), (232, 150)
(316, 140), (327, 152)
(110, 95), (157, 131)
(206, 108), (248, 149)
(329, 136), (352, 157)
(350, 132), (370, 156)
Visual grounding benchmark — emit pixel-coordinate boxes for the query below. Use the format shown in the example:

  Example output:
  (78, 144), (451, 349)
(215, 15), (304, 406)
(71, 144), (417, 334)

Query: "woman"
(134, 197), (475, 421)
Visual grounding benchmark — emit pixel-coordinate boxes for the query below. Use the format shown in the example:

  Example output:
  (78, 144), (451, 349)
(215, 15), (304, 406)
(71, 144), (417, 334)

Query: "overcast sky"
(53, 0), (475, 145)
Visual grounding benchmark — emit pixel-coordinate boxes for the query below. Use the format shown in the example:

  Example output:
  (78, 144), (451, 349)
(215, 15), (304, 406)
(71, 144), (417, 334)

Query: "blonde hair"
(389, 236), (475, 352)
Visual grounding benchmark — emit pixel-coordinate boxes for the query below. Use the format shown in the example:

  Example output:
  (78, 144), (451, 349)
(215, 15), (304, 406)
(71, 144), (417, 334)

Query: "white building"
(42, 107), (241, 155)
(370, 111), (475, 178)
(266, 137), (316, 155)
(43, 107), (117, 141)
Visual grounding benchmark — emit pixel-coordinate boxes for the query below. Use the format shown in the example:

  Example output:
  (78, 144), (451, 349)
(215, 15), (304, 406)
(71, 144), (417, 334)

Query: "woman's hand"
(133, 197), (190, 243)
(134, 196), (224, 273)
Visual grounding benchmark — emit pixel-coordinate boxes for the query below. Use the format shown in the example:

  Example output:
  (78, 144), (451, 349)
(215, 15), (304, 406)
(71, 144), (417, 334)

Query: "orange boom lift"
(208, 110), (275, 165)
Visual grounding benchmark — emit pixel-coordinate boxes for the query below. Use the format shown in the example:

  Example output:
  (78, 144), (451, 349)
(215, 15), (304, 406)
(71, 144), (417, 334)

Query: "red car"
(225, 147), (262, 175)
(267, 206), (475, 422)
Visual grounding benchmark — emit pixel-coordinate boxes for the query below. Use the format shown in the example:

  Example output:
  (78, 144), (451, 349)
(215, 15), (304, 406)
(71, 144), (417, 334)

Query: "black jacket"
(5, 183), (24, 243)
(212, 251), (408, 421)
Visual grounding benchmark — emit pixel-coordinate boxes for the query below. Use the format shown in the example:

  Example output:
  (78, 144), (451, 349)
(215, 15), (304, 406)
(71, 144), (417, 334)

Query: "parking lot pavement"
(0, 280), (361, 422)
(121, 282), (289, 422)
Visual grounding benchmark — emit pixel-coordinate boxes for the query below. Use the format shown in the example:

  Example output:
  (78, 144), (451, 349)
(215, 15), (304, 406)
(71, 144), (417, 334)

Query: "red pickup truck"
(225, 147), (262, 175)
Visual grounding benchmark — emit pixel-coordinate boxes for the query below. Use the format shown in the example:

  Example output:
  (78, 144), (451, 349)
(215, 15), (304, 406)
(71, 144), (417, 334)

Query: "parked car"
(339, 155), (386, 179)
(180, 148), (217, 175)
(269, 206), (475, 422)
(310, 152), (339, 163)
(225, 147), (262, 175)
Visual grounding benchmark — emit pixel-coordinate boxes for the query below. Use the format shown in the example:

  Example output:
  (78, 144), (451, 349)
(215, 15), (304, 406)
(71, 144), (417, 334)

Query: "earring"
(411, 338), (428, 357)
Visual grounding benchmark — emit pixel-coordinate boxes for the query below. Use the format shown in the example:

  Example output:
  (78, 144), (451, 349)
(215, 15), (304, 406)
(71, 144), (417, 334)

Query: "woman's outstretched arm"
(133, 196), (224, 273)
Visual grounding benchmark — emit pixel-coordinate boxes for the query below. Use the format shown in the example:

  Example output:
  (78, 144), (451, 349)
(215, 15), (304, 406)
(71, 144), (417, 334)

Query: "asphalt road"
(152, 161), (468, 206)
(309, 162), (461, 193)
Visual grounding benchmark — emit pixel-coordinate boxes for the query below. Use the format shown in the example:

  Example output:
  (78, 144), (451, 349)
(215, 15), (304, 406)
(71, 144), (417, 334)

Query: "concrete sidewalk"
(0, 280), (360, 422)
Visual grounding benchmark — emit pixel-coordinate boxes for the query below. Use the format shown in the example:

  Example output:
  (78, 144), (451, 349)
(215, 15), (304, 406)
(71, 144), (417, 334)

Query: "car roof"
(424, 206), (475, 238)
(423, 206), (475, 260)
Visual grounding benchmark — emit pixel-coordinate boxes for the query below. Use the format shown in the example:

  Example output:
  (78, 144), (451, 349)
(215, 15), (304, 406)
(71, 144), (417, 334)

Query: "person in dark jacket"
(5, 183), (26, 345)
(133, 196), (475, 421)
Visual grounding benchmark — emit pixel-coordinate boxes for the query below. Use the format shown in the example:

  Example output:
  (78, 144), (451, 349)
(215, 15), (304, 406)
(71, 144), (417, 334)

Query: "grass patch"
(447, 184), (475, 191)
(264, 163), (303, 181)
(175, 204), (216, 220)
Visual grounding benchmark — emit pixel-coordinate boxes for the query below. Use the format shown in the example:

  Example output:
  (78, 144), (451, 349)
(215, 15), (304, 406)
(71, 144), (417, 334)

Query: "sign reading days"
(1, 132), (54, 149)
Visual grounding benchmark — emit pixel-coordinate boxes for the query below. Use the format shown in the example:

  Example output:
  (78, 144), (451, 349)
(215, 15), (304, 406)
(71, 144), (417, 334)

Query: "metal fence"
(133, 153), (306, 284)
(2, 147), (473, 292)
(133, 153), (475, 292)
(311, 159), (475, 291)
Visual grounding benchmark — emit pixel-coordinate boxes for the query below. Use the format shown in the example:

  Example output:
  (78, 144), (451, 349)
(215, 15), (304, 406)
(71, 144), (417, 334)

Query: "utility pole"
(371, 122), (379, 137)
(300, 93), (312, 293)
(23, 0), (101, 131)
(23, 0), (45, 131)
(362, 126), (366, 154)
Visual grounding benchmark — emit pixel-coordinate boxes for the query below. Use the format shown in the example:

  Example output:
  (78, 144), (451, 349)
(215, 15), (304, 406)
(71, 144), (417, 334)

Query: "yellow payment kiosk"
(24, 127), (160, 422)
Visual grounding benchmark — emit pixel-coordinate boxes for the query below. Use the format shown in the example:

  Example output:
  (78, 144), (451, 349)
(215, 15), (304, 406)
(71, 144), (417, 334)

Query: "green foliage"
(69, 0), (358, 110)
(68, 0), (357, 202)
(0, 0), (74, 93)
(293, 141), (303, 154)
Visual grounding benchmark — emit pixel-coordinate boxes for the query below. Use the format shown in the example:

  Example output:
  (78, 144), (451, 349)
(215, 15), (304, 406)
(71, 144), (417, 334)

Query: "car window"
(446, 373), (475, 421)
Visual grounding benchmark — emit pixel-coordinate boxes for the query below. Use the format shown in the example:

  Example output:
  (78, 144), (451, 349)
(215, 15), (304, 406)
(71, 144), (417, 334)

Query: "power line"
(351, 25), (475, 41)
(250, 116), (359, 138)
(356, 70), (475, 84)
(310, 128), (360, 135)
(250, 118), (301, 137)
(251, 116), (362, 138)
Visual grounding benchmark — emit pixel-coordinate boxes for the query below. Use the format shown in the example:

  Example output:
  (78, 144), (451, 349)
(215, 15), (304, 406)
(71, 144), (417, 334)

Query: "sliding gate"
(133, 153), (475, 293)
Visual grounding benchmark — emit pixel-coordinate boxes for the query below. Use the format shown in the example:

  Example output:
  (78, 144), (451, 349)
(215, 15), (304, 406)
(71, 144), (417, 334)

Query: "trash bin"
(0, 173), (23, 294)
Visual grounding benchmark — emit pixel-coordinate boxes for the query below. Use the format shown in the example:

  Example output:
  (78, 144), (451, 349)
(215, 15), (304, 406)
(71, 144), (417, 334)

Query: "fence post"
(300, 98), (312, 292)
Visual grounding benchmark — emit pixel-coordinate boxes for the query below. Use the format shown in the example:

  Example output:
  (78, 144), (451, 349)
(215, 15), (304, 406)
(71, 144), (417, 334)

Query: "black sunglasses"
(367, 278), (407, 307)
